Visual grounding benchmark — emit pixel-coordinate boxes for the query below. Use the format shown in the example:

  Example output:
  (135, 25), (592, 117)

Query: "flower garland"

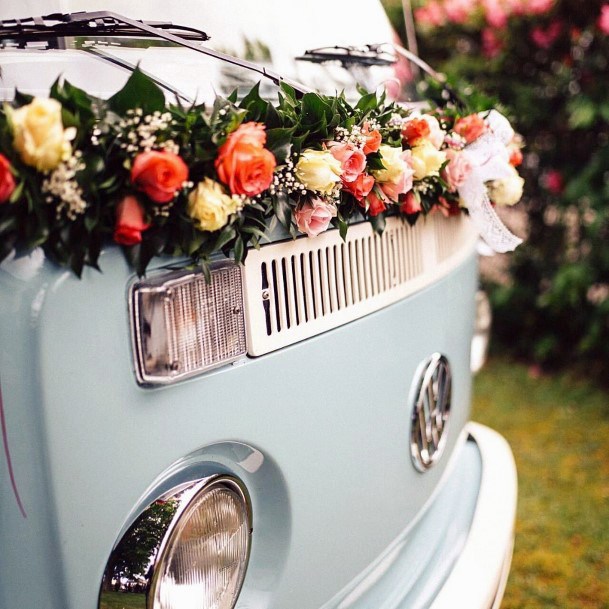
(0, 68), (524, 277)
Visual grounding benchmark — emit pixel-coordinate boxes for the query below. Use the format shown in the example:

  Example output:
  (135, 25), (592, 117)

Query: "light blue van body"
(0, 243), (481, 609)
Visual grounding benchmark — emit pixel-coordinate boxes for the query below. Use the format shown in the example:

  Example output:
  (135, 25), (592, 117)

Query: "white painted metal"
(430, 422), (518, 609)
(242, 214), (477, 356)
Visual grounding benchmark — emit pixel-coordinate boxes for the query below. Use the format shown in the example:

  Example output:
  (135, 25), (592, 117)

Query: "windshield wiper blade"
(0, 12), (210, 41)
(0, 11), (311, 96)
(296, 45), (397, 67)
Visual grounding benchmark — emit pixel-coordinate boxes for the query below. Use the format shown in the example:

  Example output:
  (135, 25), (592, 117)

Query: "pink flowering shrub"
(383, 0), (609, 374)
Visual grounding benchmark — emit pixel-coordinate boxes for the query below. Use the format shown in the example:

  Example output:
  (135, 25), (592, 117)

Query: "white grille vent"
(243, 214), (476, 356)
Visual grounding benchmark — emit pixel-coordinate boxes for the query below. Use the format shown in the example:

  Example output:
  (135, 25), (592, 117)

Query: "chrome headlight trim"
(410, 353), (452, 472)
(98, 475), (252, 609)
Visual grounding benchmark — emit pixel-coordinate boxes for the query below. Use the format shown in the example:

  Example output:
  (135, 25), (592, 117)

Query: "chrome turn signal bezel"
(129, 261), (247, 386)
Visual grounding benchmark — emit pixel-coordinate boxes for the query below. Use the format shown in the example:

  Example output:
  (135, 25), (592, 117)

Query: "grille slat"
(243, 215), (476, 356)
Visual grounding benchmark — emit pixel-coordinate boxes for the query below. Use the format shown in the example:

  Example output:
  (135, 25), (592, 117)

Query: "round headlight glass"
(150, 478), (251, 609)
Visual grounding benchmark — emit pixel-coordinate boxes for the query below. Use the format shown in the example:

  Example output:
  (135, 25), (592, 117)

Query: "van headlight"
(99, 476), (252, 609)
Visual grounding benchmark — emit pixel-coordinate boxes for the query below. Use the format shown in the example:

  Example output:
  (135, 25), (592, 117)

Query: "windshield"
(0, 34), (286, 104)
(0, 12), (418, 104)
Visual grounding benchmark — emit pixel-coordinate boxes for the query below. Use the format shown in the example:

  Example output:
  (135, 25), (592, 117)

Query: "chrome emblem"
(410, 353), (452, 472)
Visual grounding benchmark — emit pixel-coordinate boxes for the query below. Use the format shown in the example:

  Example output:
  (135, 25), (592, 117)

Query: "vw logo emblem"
(410, 353), (452, 472)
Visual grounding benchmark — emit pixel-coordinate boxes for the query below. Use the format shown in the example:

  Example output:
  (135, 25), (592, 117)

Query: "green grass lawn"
(473, 357), (609, 609)
(99, 591), (145, 609)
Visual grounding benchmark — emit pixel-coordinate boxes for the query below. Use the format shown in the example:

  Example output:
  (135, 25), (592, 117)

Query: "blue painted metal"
(0, 244), (478, 609)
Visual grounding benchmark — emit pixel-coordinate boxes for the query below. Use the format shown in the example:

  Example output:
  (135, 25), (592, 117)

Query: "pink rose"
(442, 150), (473, 192)
(400, 191), (421, 215)
(343, 172), (375, 201)
(0, 154), (16, 204)
(599, 5), (609, 34)
(113, 195), (150, 245)
(330, 142), (367, 183)
(294, 198), (337, 237)
(131, 151), (188, 203)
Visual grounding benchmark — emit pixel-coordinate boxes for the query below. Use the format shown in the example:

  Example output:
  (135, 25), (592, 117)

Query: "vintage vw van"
(0, 3), (517, 609)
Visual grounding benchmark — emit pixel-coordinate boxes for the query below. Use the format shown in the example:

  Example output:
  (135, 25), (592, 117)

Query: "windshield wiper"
(297, 42), (461, 105)
(296, 45), (397, 67)
(0, 11), (311, 96)
(0, 12), (210, 42)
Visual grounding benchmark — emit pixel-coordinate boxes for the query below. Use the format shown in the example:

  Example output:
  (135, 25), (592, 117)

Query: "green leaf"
(355, 91), (378, 114)
(212, 225), (237, 251)
(266, 127), (294, 163)
(234, 235), (245, 262)
(239, 82), (268, 120)
(369, 213), (386, 234)
(338, 215), (349, 241)
(300, 93), (330, 126)
(8, 180), (24, 204)
(271, 192), (293, 231)
(108, 67), (165, 115)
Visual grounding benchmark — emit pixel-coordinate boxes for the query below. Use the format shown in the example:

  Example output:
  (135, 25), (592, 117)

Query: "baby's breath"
(42, 151), (87, 220)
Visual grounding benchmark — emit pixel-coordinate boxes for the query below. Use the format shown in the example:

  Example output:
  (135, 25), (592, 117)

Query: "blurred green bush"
(384, 0), (609, 376)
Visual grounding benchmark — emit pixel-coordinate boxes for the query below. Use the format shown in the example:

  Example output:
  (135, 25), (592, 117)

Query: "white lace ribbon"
(459, 110), (523, 253)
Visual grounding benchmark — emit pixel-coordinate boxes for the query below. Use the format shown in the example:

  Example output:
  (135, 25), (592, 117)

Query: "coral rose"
(454, 114), (486, 144)
(362, 125), (382, 154)
(0, 154), (16, 204)
(113, 196), (150, 246)
(401, 118), (430, 146)
(9, 98), (75, 172)
(343, 172), (375, 201)
(509, 145), (523, 167)
(215, 122), (276, 197)
(294, 198), (337, 237)
(131, 150), (188, 203)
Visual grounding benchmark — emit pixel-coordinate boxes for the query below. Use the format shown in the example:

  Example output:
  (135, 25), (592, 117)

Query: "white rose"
(187, 177), (238, 232)
(295, 149), (342, 194)
(373, 145), (408, 184)
(9, 98), (75, 172)
(411, 141), (447, 180)
(487, 166), (524, 206)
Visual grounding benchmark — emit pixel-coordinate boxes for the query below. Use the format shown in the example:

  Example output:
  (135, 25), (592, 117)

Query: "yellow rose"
(410, 141), (447, 180)
(187, 178), (238, 232)
(487, 166), (524, 206)
(373, 145), (408, 184)
(9, 98), (75, 172)
(295, 149), (342, 195)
